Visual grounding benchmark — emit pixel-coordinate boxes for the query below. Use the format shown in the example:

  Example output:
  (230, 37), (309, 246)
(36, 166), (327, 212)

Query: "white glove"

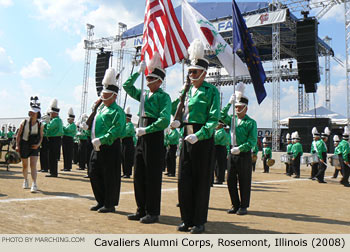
(136, 127), (146, 137)
(138, 61), (147, 74)
(81, 122), (88, 130)
(170, 120), (181, 128)
(185, 134), (198, 144)
(92, 138), (101, 151)
(229, 94), (236, 105)
(231, 147), (240, 155)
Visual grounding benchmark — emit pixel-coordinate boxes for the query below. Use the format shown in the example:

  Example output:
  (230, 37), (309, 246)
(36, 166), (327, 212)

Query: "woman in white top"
(16, 97), (44, 192)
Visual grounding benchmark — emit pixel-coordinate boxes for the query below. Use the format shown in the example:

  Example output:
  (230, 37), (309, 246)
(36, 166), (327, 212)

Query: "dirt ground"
(0, 152), (349, 234)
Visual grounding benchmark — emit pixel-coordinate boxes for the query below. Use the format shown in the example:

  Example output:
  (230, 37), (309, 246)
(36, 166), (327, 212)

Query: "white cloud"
(0, 0), (13, 7)
(320, 3), (344, 23)
(0, 47), (14, 74)
(66, 39), (85, 62)
(32, 0), (88, 34)
(20, 57), (51, 79)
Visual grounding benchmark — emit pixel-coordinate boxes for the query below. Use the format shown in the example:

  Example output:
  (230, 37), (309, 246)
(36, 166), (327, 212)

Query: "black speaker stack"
(296, 18), (320, 93)
(95, 51), (111, 96)
(288, 118), (331, 153)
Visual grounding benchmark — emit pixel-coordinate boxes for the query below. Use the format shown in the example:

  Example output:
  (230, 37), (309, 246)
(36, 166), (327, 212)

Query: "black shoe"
(124, 175), (130, 178)
(127, 212), (146, 221)
(343, 183), (350, 187)
(227, 207), (239, 214)
(90, 204), (103, 211)
(214, 181), (223, 185)
(77, 168), (85, 170)
(190, 225), (205, 234)
(168, 174), (175, 177)
(97, 206), (115, 213)
(140, 215), (159, 224)
(45, 174), (57, 177)
(317, 179), (327, 183)
(177, 222), (191, 232)
(331, 176), (337, 179)
(237, 207), (248, 215)
(340, 180), (350, 187)
(164, 172), (169, 175)
(293, 175), (300, 178)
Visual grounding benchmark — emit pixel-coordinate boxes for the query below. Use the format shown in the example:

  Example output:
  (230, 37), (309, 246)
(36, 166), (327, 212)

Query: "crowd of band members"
(3, 40), (349, 234)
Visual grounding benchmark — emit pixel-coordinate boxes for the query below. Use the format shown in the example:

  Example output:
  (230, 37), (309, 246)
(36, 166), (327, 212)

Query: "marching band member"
(314, 127), (329, 183)
(77, 114), (89, 171)
(39, 108), (50, 173)
(221, 83), (257, 216)
(7, 124), (14, 140)
(251, 142), (259, 172)
(285, 133), (293, 176)
(89, 67), (126, 213)
(121, 107), (136, 178)
(44, 99), (63, 177)
(170, 40), (219, 233)
(123, 53), (171, 224)
(310, 127), (320, 180)
(291, 131), (303, 178)
(262, 137), (272, 173)
(338, 127), (350, 187)
(62, 108), (77, 171)
(213, 121), (230, 183)
(332, 135), (342, 179)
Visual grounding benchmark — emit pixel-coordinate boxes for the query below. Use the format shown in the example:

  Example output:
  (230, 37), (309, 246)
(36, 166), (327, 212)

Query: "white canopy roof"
(280, 106), (348, 126)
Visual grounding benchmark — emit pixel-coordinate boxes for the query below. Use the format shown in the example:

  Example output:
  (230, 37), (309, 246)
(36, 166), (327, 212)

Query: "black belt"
(183, 123), (204, 136)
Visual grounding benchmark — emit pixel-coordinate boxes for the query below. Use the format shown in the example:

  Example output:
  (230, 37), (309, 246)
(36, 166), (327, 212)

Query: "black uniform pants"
(178, 124), (214, 226)
(73, 142), (79, 164)
(166, 144), (177, 175)
(86, 137), (93, 174)
(134, 130), (164, 216)
(311, 163), (319, 178)
(227, 151), (252, 209)
(40, 137), (49, 171)
(122, 137), (135, 176)
(293, 154), (301, 176)
(315, 152), (327, 182)
(263, 157), (269, 173)
(79, 139), (87, 169)
(89, 139), (121, 208)
(339, 154), (350, 184)
(214, 145), (227, 182)
(62, 136), (73, 170)
(48, 136), (61, 176)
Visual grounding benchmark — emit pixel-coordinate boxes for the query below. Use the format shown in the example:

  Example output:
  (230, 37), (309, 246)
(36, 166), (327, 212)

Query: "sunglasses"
(188, 70), (198, 75)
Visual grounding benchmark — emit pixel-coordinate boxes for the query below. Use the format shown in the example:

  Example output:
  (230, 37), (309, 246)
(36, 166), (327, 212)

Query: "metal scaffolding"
(115, 22), (128, 106)
(323, 36), (332, 110)
(272, 1), (281, 151)
(80, 24), (94, 116)
(346, 0), (350, 127)
(298, 83), (303, 113)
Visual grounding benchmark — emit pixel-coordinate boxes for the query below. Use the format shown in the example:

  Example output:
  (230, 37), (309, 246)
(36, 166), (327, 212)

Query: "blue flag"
(232, 1), (267, 104)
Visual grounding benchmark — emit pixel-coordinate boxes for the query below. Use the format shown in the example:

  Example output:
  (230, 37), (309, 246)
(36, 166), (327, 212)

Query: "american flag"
(141, 0), (189, 74)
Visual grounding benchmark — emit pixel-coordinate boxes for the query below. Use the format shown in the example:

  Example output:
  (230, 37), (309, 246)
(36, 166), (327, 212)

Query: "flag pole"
(231, 1), (237, 147)
(139, 72), (145, 127)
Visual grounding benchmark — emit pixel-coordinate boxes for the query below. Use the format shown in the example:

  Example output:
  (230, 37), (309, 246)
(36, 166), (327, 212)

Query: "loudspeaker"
(95, 51), (111, 96)
(296, 18), (320, 93)
(289, 118), (331, 153)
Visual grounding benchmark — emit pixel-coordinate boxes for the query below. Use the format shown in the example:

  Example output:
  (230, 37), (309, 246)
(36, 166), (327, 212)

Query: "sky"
(0, 0), (348, 128)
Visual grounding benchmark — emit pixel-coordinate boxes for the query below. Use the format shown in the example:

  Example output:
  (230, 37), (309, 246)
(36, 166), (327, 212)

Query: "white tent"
(280, 106), (347, 126)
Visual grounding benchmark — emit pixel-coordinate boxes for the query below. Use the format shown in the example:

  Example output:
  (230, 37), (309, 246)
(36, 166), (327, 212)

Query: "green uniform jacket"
(165, 129), (180, 146)
(287, 143), (293, 155)
(7, 131), (14, 138)
(172, 81), (220, 141)
(44, 117), (64, 137)
(334, 144), (342, 155)
(94, 102), (126, 146)
(214, 128), (230, 146)
(124, 122), (136, 138)
(63, 123), (77, 138)
(252, 144), (259, 155)
(311, 139), (327, 159)
(220, 103), (257, 153)
(262, 147), (272, 159)
(291, 142), (303, 158)
(0, 131), (4, 137)
(77, 130), (89, 140)
(339, 140), (350, 162)
(123, 72), (171, 134)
